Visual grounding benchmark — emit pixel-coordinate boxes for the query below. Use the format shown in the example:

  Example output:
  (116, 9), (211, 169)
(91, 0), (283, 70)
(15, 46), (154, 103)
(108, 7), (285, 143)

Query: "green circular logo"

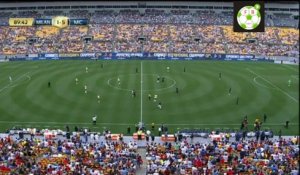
(237, 4), (261, 30)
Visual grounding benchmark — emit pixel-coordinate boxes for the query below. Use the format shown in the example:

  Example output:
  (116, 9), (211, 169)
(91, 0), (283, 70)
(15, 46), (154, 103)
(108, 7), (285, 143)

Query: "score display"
(9, 16), (88, 28)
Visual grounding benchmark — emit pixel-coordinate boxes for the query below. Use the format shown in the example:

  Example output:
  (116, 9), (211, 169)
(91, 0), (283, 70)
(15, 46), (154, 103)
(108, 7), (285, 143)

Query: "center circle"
(107, 74), (176, 92)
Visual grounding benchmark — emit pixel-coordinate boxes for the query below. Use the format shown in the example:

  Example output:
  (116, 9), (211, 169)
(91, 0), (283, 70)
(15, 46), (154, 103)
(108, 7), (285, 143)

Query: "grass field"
(0, 60), (298, 135)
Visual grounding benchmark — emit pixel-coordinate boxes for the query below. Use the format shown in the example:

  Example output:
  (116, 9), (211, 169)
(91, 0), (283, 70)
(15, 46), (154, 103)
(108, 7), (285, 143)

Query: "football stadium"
(0, 1), (299, 174)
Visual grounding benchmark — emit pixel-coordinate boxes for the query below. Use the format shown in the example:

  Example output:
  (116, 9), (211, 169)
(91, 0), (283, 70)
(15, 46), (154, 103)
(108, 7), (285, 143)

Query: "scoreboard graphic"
(9, 16), (88, 28)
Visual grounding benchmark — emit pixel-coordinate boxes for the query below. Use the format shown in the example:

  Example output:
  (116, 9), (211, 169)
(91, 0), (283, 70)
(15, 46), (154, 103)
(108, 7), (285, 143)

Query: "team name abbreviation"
(35, 19), (52, 25)
(69, 19), (88, 25)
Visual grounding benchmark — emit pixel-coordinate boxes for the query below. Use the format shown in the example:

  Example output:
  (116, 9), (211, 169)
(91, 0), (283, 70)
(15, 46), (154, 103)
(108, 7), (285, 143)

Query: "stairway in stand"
(136, 148), (147, 175)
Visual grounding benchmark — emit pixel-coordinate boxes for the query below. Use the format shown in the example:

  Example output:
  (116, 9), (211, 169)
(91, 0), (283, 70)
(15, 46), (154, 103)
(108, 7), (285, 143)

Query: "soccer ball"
(237, 5), (261, 30)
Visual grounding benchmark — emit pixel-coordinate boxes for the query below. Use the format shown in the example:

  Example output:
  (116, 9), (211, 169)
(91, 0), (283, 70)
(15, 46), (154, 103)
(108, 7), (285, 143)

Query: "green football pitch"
(0, 60), (298, 135)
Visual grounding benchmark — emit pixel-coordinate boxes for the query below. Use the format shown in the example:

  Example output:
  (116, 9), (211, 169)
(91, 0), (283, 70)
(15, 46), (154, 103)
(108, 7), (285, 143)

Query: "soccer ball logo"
(237, 4), (261, 30)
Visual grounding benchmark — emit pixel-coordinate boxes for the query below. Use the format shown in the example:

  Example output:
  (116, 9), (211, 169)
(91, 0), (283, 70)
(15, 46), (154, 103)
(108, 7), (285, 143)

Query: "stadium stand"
(0, 130), (298, 175)
(0, 9), (298, 57)
(89, 24), (114, 41)
(145, 138), (299, 174)
(90, 10), (115, 24)
(0, 134), (142, 174)
(43, 10), (65, 17)
(0, 9), (299, 56)
(271, 13), (299, 28)
(0, 12), (12, 26)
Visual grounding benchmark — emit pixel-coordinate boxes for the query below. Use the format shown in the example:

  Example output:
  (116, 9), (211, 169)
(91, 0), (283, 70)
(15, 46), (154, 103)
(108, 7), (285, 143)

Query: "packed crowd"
(43, 10), (65, 17)
(85, 41), (113, 53)
(69, 10), (90, 18)
(27, 42), (57, 54)
(277, 28), (299, 45)
(90, 10), (115, 24)
(116, 24), (143, 42)
(115, 41), (143, 53)
(0, 10), (298, 56)
(15, 10), (41, 18)
(0, 25), (298, 55)
(0, 9), (297, 27)
(169, 25), (196, 42)
(143, 41), (169, 53)
(0, 12), (12, 26)
(115, 10), (141, 24)
(271, 14), (299, 28)
(35, 26), (60, 43)
(90, 24), (114, 41)
(145, 137), (299, 174)
(195, 26), (224, 43)
(143, 24), (169, 42)
(5, 27), (36, 43)
(0, 135), (142, 174)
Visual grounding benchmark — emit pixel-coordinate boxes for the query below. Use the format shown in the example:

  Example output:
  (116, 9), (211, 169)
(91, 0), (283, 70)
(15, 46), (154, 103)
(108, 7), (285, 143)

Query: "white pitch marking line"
(0, 121), (297, 126)
(246, 68), (298, 103)
(140, 61), (143, 123)
(253, 76), (276, 90)
(2, 65), (39, 69)
(291, 75), (299, 80)
(0, 72), (31, 93)
(107, 74), (176, 92)
(164, 123), (299, 126)
(0, 121), (134, 125)
(283, 65), (299, 73)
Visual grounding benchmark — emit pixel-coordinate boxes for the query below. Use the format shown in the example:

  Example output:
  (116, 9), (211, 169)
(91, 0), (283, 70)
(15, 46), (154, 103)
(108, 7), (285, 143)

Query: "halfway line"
(140, 61), (143, 123)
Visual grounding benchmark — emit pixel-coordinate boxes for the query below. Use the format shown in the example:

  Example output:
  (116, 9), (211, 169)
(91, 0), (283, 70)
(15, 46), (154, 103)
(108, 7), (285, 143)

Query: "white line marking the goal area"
(246, 68), (298, 103)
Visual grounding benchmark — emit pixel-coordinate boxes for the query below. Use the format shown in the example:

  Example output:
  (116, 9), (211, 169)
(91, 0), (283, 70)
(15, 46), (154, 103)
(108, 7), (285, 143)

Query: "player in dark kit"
(92, 115), (97, 125)
(285, 121), (289, 128)
(132, 90), (136, 98)
(161, 77), (165, 83)
(136, 68), (138, 73)
(263, 114), (267, 122)
(176, 87), (179, 94)
(236, 97), (239, 105)
(228, 87), (231, 95)
(219, 72), (222, 80)
(184, 67), (186, 72)
(48, 81), (51, 88)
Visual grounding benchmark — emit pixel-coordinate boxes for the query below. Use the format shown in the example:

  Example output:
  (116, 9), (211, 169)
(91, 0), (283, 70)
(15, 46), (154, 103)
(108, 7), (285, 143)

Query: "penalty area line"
(246, 68), (298, 103)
